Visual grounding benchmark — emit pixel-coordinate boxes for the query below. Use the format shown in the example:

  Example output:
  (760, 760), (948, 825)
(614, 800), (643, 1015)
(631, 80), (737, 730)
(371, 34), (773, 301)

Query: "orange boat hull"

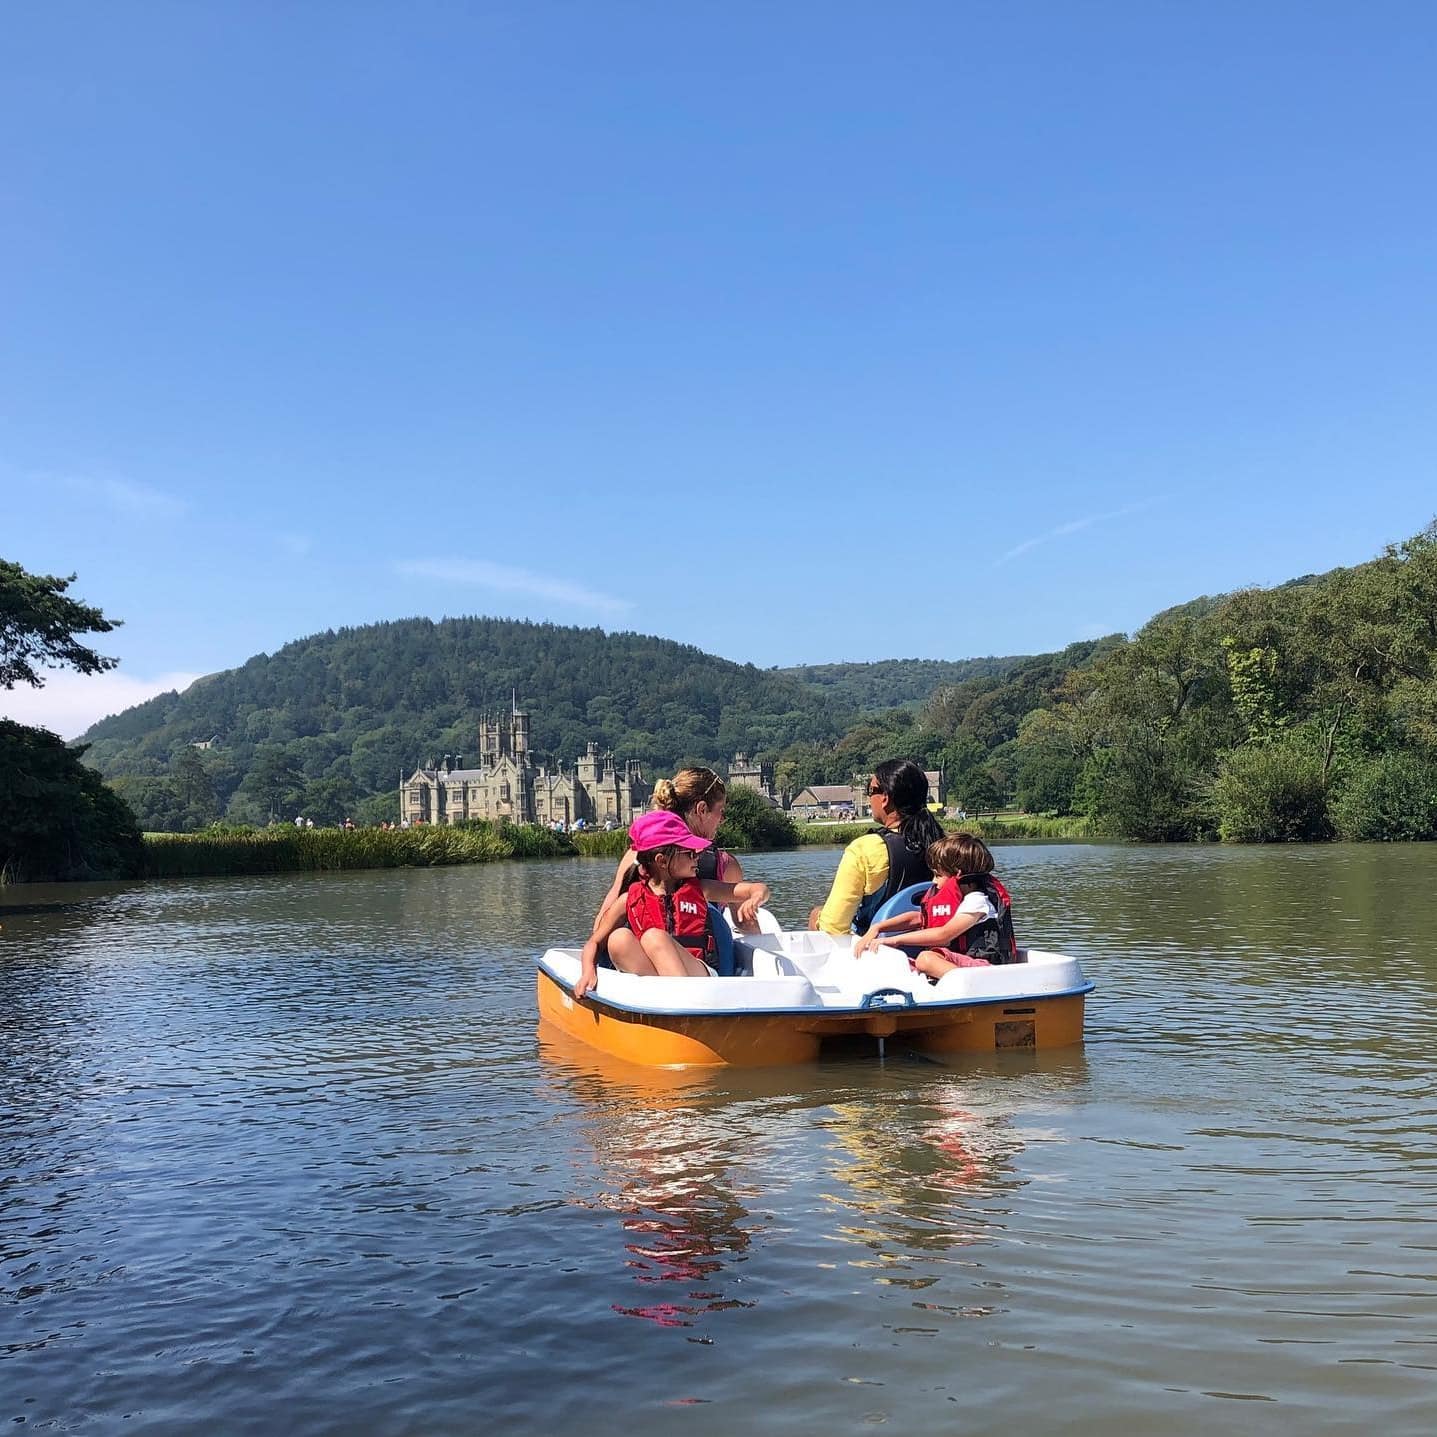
(536, 967), (1086, 1068)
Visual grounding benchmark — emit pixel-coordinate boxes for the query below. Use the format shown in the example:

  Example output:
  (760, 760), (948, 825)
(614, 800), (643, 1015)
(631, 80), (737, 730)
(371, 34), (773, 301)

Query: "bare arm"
(871, 909), (980, 954)
(853, 909), (922, 955)
(716, 850), (761, 932)
(576, 892), (629, 999)
(699, 877), (770, 926)
(592, 848), (637, 935)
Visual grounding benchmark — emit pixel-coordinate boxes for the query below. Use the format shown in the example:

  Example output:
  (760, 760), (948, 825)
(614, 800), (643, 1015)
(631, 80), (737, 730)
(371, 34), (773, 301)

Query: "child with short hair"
(853, 832), (1018, 980)
(574, 811), (770, 999)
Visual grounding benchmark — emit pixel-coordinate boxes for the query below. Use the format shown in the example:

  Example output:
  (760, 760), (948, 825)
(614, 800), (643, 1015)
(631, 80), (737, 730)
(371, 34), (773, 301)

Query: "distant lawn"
(797, 813), (1096, 844)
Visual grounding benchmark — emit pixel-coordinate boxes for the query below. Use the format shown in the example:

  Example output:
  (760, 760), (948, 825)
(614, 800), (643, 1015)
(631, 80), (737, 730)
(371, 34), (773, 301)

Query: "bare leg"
(915, 950), (990, 980)
(607, 928), (657, 975)
(807, 905), (824, 931)
(638, 927), (711, 977)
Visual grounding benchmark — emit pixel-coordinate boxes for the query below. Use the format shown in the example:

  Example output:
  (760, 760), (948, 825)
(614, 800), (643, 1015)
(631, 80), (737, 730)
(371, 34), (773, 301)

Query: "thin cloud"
(395, 558), (633, 618)
(995, 496), (1167, 566)
(0, 668), (204, 740)
(58, 474), (188, 520)
(276, 531), (312, 557)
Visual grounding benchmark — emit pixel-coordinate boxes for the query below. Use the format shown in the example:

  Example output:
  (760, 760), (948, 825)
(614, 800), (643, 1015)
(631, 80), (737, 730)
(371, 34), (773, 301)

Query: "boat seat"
(864, 881), (933, 960)
(749, 949), (804, 980)
(868, 881), (931, 926)
(708, 903), (736, 977)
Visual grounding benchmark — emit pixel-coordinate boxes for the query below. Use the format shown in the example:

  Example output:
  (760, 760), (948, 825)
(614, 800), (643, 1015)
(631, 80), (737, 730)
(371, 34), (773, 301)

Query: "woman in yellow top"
(808, 758), (945, 935)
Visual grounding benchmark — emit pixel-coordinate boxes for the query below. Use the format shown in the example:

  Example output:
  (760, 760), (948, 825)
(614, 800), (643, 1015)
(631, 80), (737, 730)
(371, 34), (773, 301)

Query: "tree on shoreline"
(1, 559), (120, 692)
(0, 559), (142, 881)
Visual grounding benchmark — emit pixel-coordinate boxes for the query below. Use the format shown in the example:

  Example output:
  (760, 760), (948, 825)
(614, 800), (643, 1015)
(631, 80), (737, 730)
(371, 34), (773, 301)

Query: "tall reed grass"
(571, 829), (631, 859)
(143, 822), (576, 878)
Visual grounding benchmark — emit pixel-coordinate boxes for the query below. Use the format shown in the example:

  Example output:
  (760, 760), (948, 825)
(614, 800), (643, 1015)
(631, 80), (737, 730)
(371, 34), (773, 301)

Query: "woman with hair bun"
(591, 766), (754, 933)
(808, 758), (944, 935)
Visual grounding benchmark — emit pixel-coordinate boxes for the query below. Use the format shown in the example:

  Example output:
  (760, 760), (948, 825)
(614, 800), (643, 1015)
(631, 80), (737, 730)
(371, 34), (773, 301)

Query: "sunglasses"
(868, 784), (884, 797)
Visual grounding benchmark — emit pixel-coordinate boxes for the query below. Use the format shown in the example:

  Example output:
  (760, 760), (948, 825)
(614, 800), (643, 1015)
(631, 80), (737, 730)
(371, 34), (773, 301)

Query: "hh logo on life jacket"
(677, 899), (702, 916)
(931, 904), (955, 920)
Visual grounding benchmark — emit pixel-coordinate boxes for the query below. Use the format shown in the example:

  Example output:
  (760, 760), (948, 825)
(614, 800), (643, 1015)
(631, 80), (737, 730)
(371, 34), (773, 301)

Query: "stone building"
(727, 752), (781, 805)
(789, 784), (861, 820)
(401, 711), (650, 827)
(789, 768), (943, 821)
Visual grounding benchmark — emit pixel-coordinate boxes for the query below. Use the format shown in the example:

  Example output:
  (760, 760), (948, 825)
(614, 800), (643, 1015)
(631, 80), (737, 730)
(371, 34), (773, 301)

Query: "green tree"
(1, 559), (120, 692)
(235, 745), (306, 823)
(171, 747), (219, 830)
(110, 775), (185, 832)
(1212, 738), (1332, 843)
(956, 765), (1006, 815)
(0, 562), (143, 877)
(716, 784), (799, 850)
(0, 720), (143, 880)
(1222, 638), (1287, 745)
(299, 775), (360, 826)
(1331, 751), (1437, 841)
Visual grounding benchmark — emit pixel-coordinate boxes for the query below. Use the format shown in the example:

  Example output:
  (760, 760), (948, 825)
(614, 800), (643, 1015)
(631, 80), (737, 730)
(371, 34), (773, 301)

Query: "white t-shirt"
(958, 890), (997, 923)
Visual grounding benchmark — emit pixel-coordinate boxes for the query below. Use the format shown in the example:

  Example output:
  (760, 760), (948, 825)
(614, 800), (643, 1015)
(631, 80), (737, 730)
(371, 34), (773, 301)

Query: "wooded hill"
(80, 622), (1039, 830)
(79, 519), (1437, 842)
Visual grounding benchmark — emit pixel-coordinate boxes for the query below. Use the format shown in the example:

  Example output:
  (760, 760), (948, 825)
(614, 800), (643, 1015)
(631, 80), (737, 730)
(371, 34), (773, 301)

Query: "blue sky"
(4, 2), (1435, 736)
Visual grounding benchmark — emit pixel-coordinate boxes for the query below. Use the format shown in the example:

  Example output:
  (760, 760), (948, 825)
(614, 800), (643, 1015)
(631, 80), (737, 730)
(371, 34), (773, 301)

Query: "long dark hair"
(872, 757), (944, 853)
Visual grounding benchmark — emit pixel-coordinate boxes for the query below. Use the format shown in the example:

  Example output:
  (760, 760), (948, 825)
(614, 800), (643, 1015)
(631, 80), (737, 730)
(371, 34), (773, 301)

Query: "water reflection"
(539, 1032), (766, 1333)
(5, 848), (1437, 1434)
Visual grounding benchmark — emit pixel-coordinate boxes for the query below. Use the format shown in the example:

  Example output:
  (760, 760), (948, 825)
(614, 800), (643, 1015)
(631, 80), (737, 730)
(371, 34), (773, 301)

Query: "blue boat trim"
(535, 955), (1095, 1018)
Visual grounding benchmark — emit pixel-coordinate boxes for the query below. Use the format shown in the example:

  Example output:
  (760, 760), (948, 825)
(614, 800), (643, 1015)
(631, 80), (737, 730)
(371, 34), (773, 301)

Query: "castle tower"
(479, 716), (503, 768)
(728, 751), (774, 797)
(512, 709), (530, 758)
(576, 741), (601, 788)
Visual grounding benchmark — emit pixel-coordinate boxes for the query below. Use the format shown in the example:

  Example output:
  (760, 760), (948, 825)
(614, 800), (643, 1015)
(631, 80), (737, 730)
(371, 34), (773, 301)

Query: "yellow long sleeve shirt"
(816, 832), (894, 935)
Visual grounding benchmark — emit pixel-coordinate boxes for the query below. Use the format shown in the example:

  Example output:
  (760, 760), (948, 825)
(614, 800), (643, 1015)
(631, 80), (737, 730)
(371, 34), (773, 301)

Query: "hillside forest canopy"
(43, 518), (1437, 845)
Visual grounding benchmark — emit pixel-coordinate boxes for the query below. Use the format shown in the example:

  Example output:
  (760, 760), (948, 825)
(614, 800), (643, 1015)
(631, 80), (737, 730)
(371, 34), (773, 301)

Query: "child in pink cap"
(574, 810), (770, 999)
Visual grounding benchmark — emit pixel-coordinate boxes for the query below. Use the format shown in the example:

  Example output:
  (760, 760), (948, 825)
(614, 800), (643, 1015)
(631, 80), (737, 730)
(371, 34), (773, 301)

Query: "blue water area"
(2, 846), (1435, 1434)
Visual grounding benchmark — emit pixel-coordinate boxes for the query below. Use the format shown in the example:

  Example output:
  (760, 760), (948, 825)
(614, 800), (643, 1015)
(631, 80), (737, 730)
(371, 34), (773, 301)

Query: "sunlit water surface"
(3, 845), (1436, 1434)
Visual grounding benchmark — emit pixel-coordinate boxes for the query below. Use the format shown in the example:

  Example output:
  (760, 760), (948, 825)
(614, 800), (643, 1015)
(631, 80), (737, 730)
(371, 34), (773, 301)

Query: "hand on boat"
(853, 929), (879, 956)
(734, 888), (768, 925)
(574, 961), (598, 1000)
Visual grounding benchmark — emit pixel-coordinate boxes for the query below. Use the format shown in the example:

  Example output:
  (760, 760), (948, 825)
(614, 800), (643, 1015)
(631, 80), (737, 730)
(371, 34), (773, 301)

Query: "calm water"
(2, 844), (1435, 1434)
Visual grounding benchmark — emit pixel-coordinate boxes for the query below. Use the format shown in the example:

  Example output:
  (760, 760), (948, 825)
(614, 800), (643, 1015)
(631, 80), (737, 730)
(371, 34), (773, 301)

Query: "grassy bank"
(139, 811), (1097, 881)
(571, 829), (631, 859)
(797, 814), (1097, 845)
(143, 822), (576, 878)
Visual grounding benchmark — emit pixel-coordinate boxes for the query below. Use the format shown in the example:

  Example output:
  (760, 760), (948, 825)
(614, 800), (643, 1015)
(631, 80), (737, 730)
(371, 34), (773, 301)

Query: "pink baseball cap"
(629, 810), (711, 852)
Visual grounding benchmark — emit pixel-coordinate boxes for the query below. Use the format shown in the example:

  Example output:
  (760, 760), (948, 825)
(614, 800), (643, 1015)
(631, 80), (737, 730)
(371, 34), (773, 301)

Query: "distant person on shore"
(808, 758), (944, 935)
(594, 768), (758, 931)
(854, 832), (1018, 976)
(575, 811), (771, 999)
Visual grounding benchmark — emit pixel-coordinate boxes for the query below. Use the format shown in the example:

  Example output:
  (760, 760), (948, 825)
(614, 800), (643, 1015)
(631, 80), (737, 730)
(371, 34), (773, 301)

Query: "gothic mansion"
(401, 711), (651, 828)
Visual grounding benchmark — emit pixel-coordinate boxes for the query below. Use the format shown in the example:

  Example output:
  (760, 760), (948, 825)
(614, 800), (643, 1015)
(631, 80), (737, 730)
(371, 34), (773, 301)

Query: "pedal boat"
(535, 911), (1094, 1069)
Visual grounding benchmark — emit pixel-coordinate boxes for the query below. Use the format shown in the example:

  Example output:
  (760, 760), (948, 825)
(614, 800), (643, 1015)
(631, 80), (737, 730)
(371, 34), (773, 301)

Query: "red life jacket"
(625, 878), (714, 959)
(920, 875), (963, 928)
(921, 874), (1019, 964)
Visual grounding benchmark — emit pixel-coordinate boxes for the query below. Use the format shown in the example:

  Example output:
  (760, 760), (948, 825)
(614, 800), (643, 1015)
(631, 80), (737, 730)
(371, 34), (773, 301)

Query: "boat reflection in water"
(540, 1024), (1092, 1337)
(539, 1028), (774, 1333)
(816, 1052), (1090, 1318)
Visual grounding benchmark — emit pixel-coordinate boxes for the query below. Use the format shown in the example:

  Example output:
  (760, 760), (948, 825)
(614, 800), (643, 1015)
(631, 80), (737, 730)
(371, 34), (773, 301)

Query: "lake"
(2, 843), (1435, 1434)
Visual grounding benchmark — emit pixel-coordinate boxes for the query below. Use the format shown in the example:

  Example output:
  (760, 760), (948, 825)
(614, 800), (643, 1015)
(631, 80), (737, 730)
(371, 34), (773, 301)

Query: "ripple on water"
(4, 848), (1437, 1433)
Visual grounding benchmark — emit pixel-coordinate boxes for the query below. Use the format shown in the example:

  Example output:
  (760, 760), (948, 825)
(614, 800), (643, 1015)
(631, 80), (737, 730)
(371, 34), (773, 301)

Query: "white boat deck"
(538, 928), (1089, 1015)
